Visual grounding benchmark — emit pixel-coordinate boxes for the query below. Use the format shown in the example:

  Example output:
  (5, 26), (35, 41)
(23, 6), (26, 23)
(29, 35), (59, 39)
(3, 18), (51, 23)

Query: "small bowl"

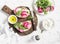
(39, 18), (54, 32)
(33, 0), (55, 15)
(8, 15), (17, 24)
(14, 6), (31, 18)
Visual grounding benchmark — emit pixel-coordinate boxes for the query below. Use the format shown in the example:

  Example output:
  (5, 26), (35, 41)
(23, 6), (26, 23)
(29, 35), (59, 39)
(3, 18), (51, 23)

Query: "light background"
(0, 0), (60, 44)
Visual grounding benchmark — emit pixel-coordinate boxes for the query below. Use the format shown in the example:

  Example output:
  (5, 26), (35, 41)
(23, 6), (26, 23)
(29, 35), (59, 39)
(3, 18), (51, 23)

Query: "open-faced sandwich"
(14, 6), (31, 18)
(13, 20), (32, 32)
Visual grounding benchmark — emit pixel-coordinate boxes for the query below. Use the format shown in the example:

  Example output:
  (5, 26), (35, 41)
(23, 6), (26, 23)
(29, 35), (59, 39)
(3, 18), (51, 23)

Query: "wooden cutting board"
(2, 5), (38, 36)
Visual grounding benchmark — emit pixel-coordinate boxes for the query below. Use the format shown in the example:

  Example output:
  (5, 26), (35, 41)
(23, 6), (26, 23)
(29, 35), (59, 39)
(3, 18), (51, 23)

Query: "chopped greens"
(14, 22), (26, 30)
(19, 25), (26, 30)
(27, 15), (33, 20)
(36, 0), (52, 14)
(36, 0), (51, 8)
(16, 9), (22, 16)
(43, 9), (47, 14)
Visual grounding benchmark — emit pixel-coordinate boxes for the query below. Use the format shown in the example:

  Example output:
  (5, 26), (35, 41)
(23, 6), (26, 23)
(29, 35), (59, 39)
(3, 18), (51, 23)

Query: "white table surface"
(0, 0), (60, 44)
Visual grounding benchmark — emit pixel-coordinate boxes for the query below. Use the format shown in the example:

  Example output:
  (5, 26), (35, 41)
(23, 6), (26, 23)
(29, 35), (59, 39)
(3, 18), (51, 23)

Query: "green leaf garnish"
(19, 25), (26, 30)
(27, 15), (33, 20)
(43, 9), (47, 14)
(36, 0), (52, 14)
(14, 22), (26, 30)
(14, 22), (20, 28)
(16, 9), (22, 16)
(36, 0), (52, 8)
(44, 11), (47, 14)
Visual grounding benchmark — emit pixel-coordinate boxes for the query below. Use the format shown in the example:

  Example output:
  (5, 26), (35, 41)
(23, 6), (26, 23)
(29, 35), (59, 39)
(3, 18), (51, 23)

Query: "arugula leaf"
(44, 11), (47, 14)
(16, 10), (22, 16)
(19, 25), (26, 30)
(43, 9), (47, 14)
(36, 0), (52, 8)
(14, 24), (17, 28)
(14, 22), (26, 30)
(27, 15), (33, 20)
(14, 22), (20, 28)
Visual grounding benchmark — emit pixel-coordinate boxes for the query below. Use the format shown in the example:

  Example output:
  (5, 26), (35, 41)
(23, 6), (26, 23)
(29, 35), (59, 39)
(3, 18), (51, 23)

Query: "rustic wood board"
(2, 5), (38, 36)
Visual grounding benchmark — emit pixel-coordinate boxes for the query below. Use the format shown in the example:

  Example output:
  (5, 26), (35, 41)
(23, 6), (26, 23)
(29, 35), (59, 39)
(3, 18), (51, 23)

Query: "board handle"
(2, 5), (13, 15)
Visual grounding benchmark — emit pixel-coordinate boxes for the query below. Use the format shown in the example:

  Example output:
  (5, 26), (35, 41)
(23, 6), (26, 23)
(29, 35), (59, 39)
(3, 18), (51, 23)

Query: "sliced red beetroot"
(45, 6), (50, 12)
(21, 11), (28, 18)
(38, 7), (43, 13)
(50, 6), (54, 11)
(23, 21), (31, 29)
(14, 8), (21, 14)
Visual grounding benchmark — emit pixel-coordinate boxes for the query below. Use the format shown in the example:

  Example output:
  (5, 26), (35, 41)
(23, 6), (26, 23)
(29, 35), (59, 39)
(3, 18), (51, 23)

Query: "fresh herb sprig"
(16, 9), (22, 16)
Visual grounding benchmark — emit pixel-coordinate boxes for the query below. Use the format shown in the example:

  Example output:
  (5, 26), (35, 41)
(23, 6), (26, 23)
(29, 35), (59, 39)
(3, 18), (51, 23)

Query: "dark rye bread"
(2, 5), (38, 36)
